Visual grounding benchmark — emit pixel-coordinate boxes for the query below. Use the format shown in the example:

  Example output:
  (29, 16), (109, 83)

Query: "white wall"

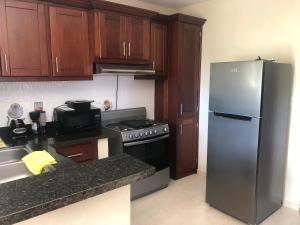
(179, 0), (300, 209)
(0, 75), (155, 127)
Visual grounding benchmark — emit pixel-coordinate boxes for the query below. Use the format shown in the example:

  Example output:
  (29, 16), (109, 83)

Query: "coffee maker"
(29, 111), (40, 134)
(29, 111), (47, 135)
(7, 103), (27, 139)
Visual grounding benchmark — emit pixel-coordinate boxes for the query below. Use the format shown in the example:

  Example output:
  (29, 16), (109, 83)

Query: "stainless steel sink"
(0, 161), (33, 184)
(0, 146), (32, 184)
(0, 146), (56, 184)
(0, 146), (29, 165)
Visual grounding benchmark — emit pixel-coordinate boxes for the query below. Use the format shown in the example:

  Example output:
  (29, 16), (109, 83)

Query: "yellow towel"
(0, 138), (7, 149)
(22, 151), (57, 175)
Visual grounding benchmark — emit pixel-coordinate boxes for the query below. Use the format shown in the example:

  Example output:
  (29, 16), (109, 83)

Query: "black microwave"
(53, 106), (101, 134)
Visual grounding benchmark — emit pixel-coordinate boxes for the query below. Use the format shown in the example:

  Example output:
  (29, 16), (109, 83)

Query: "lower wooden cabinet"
(57, 141), (98, 163)
(174, 118), (198, 178)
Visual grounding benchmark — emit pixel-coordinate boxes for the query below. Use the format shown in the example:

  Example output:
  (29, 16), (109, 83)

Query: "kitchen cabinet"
(57, 141), (98, 163)
(49, 6), (91, 76)
(92, 10), (150, 64)
(152, 18), (168, 122)
(151, 22), (167, 75)
(167, 14), (205, 180)
(176, 117), (198, 177)
(179, 23), (201, 118)
(126, 16), (150, 61)
(0, 0), (49, 77)
(95, 11), (126, 60)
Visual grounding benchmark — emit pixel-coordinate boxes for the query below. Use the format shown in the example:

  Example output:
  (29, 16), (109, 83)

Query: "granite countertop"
(0, 127), (155, 225)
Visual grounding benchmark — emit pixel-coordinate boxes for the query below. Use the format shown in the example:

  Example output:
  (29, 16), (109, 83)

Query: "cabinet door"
(179, 23), (201, 118)
(57, 141), (98, 163)
(50, 7), (90, 76)
(176, 117), (198, 178)
(126, 16), (150, 61)
(151, 22), (167, 75)
(96, 11), (126, 60)
(0, 0), (49, 76)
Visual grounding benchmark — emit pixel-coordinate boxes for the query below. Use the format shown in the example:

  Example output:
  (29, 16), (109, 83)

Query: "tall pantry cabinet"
(167, 14), (206, 179)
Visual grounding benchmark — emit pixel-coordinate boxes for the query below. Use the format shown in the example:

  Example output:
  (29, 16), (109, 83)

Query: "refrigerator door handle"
(213, 112), (253, 121)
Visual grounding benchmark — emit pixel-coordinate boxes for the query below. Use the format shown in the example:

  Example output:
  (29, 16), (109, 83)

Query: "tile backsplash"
(0, 75), (155, 127)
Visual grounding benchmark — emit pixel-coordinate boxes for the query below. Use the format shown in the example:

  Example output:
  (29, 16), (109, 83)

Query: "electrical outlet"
(34, 101), (43, 111)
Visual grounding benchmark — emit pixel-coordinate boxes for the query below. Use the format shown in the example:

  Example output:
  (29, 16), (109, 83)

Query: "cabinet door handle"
(4, 54), (8, 73)
(123, 42), (126, 57)
(128, 42), (131, 57)
(55, 57), (59, 73)
(180, 124), (183, 136)
(180, 104), (183, 116)
(153, 61), (155, 70)
(68, 153), (84, 158)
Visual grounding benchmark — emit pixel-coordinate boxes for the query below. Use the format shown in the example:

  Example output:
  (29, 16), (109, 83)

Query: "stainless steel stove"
(105, 119), (169, 142)
(102, 108), (170, 200)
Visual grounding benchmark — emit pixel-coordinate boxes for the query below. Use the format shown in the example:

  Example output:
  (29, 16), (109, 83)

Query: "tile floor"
(132, 174), (300, 225)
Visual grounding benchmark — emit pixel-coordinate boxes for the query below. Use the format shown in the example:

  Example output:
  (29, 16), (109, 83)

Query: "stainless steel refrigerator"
(206, 60), (292, 225)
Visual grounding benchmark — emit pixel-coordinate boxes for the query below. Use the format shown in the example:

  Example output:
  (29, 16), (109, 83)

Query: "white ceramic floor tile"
(132, 174), (300, 225)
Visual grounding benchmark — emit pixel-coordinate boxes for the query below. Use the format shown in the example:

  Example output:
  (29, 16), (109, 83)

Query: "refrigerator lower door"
(206, 112), (260, 224)
(209, 61), (263, 117)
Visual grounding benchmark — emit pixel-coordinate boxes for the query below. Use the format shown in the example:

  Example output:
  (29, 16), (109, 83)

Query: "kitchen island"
(0, 127), (155, 225)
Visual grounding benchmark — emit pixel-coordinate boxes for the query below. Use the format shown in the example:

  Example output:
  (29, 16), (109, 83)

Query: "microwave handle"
(123, 134), (169, 147)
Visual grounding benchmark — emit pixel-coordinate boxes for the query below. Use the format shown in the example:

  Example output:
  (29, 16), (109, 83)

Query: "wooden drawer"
(57, 141), (97, 163)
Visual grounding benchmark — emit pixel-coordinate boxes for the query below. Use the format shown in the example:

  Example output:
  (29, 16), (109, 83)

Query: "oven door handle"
(123, 134), (169, 147)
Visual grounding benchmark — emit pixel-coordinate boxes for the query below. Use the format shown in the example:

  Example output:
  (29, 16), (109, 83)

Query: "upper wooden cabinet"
(96, 11), (126, 60)
(151, 22), (167, 75)
(92, 10), (151, 64)
(0, 0), (49, 77)
(179, 23), (201, 118)
(126, 16), (150, 61)
(49, 7), (91, 76)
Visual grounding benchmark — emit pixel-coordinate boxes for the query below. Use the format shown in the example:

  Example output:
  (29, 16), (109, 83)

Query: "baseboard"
(197, 169), (206, 177)
(283, 200), (300, 211)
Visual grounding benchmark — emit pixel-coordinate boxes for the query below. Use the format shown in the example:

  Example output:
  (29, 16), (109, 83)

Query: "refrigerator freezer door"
(206, 112), (259, 224)
(209, 61), (264, 117)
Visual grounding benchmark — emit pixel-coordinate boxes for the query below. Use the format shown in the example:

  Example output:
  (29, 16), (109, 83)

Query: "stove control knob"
(129, 134), (133, 139)
(134, 133), (138, 138)
(163, 127), (168, 132)
(154, 130), (157, 134)
(140, 133), (143, 137)
(145, 131), (148, 136)
(149, 130), (153, 135)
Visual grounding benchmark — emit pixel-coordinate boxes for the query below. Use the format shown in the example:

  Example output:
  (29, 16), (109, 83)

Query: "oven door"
(123, 134), (169, 171)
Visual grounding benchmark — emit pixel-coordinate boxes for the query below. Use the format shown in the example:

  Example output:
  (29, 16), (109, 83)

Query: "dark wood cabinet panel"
(180, 23), (201, 118)
(151, 22), (167, 75)
(176, 118), (198, 178)
(91, 10), (151, 64)
(126, 16), (150, 61)
(0, 0), (49, 77)
(167, 15), (205, 180)
(95, 11), (126, 60)
(57, 141), (98, 163)
(49, 6), (91, 76)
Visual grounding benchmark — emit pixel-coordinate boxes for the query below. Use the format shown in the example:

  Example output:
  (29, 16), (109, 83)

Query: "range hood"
(94, 63), (156, 76)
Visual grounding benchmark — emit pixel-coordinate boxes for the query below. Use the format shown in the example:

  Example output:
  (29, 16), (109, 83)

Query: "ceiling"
(140, 0), (206, 9)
